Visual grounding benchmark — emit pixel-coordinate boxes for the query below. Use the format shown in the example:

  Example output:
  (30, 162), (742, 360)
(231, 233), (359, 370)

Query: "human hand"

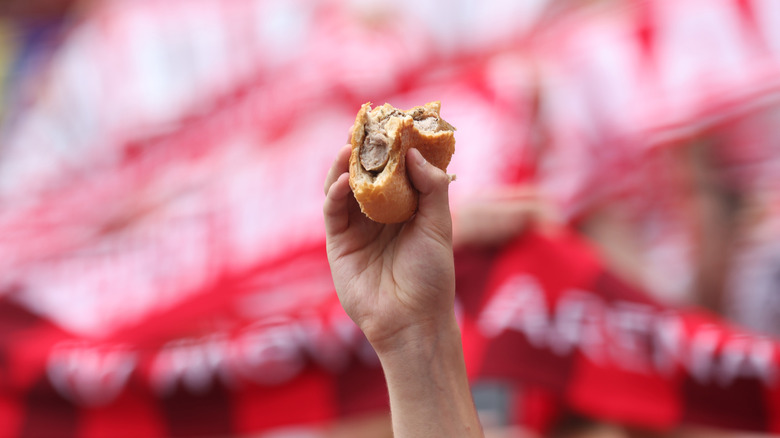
(453, 186), (559, 248)
(323, 143), (456, 354)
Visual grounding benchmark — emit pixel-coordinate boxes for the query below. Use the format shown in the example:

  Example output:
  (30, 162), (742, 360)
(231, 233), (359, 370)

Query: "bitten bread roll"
(349, 101), (456, 223)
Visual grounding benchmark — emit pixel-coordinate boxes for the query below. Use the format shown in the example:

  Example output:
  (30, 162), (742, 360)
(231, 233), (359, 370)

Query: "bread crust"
(349, 101), (455, 223)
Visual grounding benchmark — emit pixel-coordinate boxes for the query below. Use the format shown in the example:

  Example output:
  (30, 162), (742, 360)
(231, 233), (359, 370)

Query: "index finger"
(324, 144), (352, 196)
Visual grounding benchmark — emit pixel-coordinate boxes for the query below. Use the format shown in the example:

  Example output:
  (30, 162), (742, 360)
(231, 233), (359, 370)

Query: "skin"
(452, 186), (560, 249)
(323, 144), (484, 438)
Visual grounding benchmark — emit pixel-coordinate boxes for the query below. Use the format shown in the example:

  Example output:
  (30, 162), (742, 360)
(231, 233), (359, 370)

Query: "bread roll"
(349, 101), (456, 223)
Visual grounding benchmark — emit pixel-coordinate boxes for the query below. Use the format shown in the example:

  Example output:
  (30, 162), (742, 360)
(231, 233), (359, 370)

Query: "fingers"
(406, 148), (453, 235)
(324, 144), (352, 196)
(452, 193), (562, 247)
(323, 144), (353, 236)
(452, 201), (534, 248)
(323, 173), (352, 236)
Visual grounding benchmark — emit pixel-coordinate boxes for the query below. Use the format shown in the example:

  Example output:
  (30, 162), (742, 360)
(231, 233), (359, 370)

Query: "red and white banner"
(461, 231), (780, 433)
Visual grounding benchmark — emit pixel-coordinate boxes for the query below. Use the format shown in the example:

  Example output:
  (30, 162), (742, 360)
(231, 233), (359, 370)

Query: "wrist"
(370, 311), (483, 437)
(368, 312), (461, 360)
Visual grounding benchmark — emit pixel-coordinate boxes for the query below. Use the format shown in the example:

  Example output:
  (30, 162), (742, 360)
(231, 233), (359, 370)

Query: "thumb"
(406, 148), (453, 233)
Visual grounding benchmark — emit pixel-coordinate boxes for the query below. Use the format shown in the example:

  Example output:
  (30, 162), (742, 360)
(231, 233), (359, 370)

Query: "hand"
(323, 144), (456, 353)
(453, 186), (559, 248)
(324, 142), (483, 437)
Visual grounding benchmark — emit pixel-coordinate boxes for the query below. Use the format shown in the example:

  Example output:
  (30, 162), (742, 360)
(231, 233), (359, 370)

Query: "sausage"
(413, 116), (439, 132)
(358, 108), (404, 173)
(360, 130), (390, 173)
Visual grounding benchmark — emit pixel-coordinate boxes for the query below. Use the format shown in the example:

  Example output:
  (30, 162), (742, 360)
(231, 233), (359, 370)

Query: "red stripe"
(20, 379), (78, 438)
(79, 390), (166, 438)
(233, 367), (336, 433)
(0, 395), (23, 438)
(160, 383), (234, 437)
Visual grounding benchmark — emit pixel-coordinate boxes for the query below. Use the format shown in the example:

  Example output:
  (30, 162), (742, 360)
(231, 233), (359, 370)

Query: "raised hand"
(323, 142), (483, 437)
(323, 144), (455, 353)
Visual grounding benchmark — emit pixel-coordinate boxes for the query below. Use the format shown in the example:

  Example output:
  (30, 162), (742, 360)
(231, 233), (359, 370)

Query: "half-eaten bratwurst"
(348, 101), (456, 223)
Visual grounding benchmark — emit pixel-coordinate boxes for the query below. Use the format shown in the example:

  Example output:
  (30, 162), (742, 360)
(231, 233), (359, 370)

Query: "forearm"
(374, 315), (484, 438)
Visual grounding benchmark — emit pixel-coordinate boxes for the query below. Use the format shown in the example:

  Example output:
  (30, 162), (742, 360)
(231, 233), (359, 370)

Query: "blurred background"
(2, 0), (780, 437)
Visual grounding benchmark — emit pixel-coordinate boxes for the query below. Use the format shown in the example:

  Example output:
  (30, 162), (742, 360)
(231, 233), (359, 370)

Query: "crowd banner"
(462, 230), (780, 433)
(0, 244), (390, 437)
